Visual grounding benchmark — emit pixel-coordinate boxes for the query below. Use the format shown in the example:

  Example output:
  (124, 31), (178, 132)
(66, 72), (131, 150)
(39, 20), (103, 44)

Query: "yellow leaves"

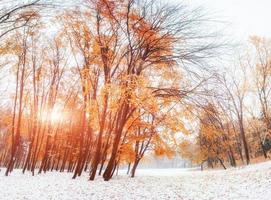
(83, 24), (92, 43)
(0, 40), (14, 55)
(18, 10), (40, 22)
(249, 35), (265, 47)
(92, 40), (101, 57)
(128, 11), (141, 22)
(0, 110), (12, 128)
(179, 140), (191, 150)
(119, 142), (135, 163)
(179, 140), (194, 159)
(153, 134), (174, 158)
(0, 33), (24, 55)
(164, 116), (189, 135)
(131, 92), (158, 113)
(126, 10), (175, 64)
(162, 69), (178, 81)
(96, 0), (121, 20)
(200, 124), (220, 140)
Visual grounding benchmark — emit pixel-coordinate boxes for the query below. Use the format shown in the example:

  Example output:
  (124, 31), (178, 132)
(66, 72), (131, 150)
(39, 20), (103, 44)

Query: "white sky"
(187, 0), (271, 40)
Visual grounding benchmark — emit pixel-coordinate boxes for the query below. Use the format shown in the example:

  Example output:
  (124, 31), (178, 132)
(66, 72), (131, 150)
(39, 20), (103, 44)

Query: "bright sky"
(187, 0), (271, 40)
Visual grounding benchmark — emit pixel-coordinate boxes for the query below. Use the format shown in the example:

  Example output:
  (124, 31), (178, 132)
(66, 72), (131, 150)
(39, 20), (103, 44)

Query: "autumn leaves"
(0, 0), (221, 180)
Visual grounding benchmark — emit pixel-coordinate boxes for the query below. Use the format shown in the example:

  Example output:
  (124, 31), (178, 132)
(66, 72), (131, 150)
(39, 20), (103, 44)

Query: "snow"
(0, 161), (271, 200)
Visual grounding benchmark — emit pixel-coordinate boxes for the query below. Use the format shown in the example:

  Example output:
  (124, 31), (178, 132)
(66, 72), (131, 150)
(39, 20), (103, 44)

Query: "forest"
(0, 0), (270, 187)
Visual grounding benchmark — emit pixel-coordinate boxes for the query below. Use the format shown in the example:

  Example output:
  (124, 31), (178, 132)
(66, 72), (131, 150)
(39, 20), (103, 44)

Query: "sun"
(40, 105), (63, 124)
(50, 109), (62, 123)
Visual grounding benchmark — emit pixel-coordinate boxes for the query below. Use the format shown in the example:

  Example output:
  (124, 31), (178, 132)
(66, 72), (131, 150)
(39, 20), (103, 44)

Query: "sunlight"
(50, 108), (62, 123)
(40, 105), (64, 124)
(0, 0), (270, 198)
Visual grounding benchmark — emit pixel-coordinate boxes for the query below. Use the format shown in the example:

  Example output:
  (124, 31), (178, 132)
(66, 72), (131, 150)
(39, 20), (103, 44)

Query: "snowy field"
(0, 161), (271, 200)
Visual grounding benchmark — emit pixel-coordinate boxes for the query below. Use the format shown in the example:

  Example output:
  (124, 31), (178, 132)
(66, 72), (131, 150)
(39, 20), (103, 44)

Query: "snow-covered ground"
(0, 161), (271, 200)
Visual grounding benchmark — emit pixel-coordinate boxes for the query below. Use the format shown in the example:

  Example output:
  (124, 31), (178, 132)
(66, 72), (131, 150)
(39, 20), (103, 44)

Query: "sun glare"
(50, 109), (62, 123)
(40, 105), (63, 124)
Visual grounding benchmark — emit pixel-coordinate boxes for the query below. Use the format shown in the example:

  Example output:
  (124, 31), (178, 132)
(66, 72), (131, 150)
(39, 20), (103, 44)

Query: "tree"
(0, 0), (225, 180)
(249, 36), (271, 129)
(219, 67), (251, 165)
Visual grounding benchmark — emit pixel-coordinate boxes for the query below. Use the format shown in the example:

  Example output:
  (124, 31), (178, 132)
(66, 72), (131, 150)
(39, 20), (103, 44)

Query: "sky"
(187, 0), (271, 40)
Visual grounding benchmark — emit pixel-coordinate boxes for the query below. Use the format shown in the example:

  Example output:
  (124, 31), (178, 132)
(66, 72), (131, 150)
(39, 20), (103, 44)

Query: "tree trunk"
(240, 126), (250, 165)
(131, 159), (140, 178)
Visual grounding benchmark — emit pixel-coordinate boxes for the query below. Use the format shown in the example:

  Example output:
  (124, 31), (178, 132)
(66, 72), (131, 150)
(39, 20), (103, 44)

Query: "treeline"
(180, 37), (271, 169)
(0, 0), (217, 181)
(0, 0), (270, 181)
